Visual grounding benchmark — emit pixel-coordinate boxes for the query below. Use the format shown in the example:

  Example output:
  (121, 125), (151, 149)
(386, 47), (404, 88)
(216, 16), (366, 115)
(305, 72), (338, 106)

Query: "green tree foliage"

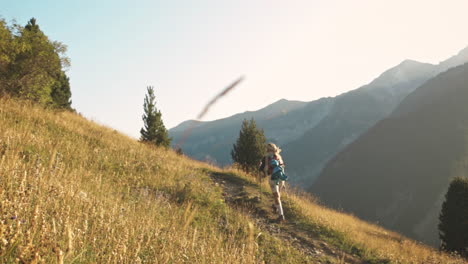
(50, 72), (72, 109)
(0, 18), (72, 108)
(439, 177), (468, 256)
(0, 19), (24, 95)
(140, 86), (171, 147)
(231, 118), (266, 173)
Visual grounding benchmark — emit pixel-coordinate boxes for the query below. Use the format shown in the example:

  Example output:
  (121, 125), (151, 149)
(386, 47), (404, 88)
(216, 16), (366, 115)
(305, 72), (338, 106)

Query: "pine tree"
(231, 118), (266, 173)
(50, 71), (72, 109)
(439, 177), (468, 256)
(140, 86), (171, 147)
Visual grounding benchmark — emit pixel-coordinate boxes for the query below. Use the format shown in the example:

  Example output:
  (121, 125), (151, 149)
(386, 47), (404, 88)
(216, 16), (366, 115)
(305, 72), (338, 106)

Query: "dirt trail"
(210, 172), (368, 264)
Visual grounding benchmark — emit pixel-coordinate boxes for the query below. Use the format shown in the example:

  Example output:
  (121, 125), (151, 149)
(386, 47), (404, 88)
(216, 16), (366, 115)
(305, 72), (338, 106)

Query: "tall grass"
(0, 97), (466, 263)
(0, 98), (308, 263)
(225, 167), (467, 264)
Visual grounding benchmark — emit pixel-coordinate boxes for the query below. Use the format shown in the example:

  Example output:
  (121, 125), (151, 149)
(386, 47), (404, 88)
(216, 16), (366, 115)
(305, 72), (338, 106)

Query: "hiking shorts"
(269, 180), (284, 193)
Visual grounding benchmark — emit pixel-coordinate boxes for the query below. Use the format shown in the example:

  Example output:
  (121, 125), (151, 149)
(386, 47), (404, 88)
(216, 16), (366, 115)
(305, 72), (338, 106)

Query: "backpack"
(268, 155), (288, 184)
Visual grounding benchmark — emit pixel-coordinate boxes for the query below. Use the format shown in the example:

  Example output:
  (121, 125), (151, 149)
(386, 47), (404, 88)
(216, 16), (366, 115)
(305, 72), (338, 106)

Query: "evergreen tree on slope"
(231, 118), (266, 173)
(140, 86), (171, 147)
(50, 71), (72, 109)
(439, 177), (468, 256)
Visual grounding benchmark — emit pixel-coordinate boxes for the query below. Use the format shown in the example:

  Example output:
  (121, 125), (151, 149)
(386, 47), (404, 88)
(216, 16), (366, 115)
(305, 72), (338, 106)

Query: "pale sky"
(2, 0), (468, 138)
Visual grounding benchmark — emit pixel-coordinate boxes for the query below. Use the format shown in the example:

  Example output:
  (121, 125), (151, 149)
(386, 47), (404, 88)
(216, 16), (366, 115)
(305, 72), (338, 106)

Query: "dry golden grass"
(288, 193), (467, 264)
(0, 98), (309, 263)
(0, 97), (466, 263)
(225, 167), (467, 264)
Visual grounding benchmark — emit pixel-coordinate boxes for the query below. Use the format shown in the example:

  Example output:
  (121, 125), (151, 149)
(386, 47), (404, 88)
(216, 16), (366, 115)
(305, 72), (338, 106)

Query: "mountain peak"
(170, 119), (204, 132)
(370, 59), (434, 87)
(399, 59), (423, 66)
(259, 98), (307, 113)
(272, 98), (289, 105)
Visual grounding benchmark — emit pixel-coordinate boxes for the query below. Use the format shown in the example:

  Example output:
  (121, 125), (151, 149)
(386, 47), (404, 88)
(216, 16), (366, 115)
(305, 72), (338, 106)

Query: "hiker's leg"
(273, 185), (284, 216)
(273, 190), (280, 205)
(270, 181), (280, 204)
(270, 180), (279, 211)
(278, 181), (285, 215)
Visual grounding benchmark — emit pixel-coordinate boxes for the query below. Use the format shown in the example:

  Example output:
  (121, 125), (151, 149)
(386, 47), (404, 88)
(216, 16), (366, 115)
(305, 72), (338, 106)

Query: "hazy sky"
(2, 0), (468, 138)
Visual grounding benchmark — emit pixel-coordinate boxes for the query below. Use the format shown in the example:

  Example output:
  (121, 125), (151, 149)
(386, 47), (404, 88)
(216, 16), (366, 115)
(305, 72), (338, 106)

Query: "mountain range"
(170, 98), (332, 164)
(311, 61), (468, 246)
(170, 46), (468, 189)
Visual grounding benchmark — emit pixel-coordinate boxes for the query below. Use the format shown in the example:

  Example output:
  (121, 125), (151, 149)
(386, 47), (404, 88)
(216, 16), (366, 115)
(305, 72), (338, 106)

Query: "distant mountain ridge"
(283, 47), (468, 188)
(170, 120), (205, 133)
(169, 46), (468, 190)
(169, 98), (333, 164)
(438, 45), (468, 71)
(311, 62), (468, 246)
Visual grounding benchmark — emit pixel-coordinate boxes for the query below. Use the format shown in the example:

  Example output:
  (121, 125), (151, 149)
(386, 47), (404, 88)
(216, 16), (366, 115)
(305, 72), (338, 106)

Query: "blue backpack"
(270, 158), (288, 184)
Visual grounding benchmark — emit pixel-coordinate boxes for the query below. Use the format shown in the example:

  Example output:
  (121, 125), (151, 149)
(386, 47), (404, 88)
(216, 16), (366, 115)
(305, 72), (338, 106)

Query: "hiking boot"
(276, 215), (285, 223)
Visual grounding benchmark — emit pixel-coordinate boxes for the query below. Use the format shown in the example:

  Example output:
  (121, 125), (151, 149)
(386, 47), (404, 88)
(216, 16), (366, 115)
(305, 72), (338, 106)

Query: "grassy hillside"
(0, 98), (465, 263)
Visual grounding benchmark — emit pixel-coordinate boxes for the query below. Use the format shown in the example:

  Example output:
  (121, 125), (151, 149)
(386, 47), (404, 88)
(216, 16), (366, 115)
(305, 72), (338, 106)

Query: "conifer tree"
(439, 177), (468, 256)
(231, 118), (266, 173)
(140, 86), (171, 147)
(50, 71), (72, 109)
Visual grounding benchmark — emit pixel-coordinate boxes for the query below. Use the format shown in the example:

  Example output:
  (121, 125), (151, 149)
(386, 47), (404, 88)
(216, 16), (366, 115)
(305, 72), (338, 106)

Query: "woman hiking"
(260, 143), (287, 222)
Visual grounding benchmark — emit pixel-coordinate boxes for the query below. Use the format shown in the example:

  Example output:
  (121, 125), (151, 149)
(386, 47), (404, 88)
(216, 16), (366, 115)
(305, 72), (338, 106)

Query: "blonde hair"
(266, 143), (281, 154)
(264, 143), (284, 172)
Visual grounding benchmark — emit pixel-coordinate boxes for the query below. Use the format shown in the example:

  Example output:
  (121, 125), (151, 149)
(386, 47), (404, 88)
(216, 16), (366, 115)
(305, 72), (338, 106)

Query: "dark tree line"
(0, 18), (72, 109)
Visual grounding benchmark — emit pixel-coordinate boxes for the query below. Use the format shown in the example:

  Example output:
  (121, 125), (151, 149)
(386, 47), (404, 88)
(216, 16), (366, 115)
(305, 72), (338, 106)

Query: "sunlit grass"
(0, 97), (466, 263)
(0, 98), (312, 263)
(225, 166), (466, 264)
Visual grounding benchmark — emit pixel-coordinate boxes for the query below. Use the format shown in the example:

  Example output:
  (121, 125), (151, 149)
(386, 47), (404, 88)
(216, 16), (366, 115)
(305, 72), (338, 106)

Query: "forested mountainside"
(311, 62), (468, 246)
